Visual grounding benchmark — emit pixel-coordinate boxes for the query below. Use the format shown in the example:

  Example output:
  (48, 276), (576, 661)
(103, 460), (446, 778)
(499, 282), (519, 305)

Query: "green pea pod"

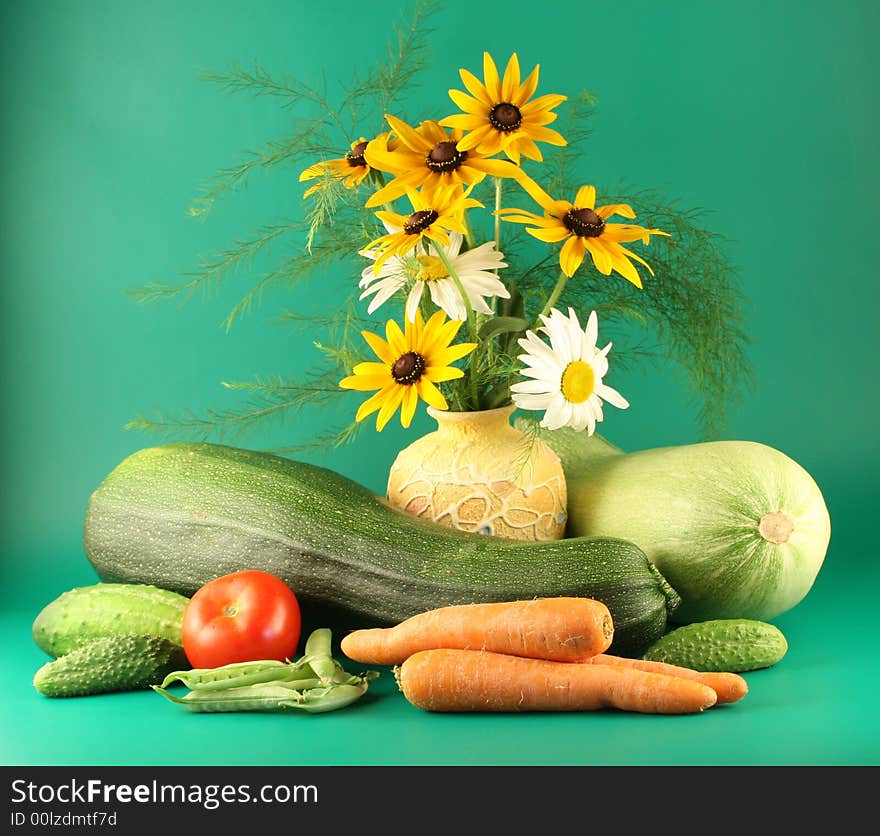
(152, 683), (302, 713)
(304, 628), (332, 658)
(160, 658), (319, 692)
(291, 679), (377, 714)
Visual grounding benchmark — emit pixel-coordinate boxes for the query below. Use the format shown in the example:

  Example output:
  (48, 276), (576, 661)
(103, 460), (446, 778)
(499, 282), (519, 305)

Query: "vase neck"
(427, 406), (516, 437)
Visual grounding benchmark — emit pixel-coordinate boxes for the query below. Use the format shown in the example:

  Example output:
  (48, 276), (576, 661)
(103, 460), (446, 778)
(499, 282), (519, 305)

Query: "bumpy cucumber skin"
(32, 583), (189, 658)
(642, 619), (789, 672)
(83, 443), (680, 658)
(33, 635), (189, 698)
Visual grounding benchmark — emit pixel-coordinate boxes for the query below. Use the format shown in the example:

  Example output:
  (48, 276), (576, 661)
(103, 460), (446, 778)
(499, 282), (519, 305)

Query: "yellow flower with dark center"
(339, 310), (477, 431)
(440, 52), (567, 164)
(362, 184), (483, 274)
(363, 116), (521, 208)
(497, 178), (669, 286)
(299, 136), (382, 197)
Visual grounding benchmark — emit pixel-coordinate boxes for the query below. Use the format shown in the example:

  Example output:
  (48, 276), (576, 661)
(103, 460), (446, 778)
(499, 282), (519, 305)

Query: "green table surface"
(2, 547), (878, 767)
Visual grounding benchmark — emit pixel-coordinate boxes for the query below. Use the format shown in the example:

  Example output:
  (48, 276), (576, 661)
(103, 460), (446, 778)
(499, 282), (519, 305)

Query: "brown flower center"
(489, 102), (522, 132)
(426, 141), (468, 173)
(403, 209), (439, 235)
(345, 141), (369, 167)
(564, 207), (605, 238)
(391, 351), (426, 385)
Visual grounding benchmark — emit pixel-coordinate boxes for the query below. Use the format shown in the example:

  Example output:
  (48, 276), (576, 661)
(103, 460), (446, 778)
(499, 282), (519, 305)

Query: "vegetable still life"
(29, 2), (832, 737)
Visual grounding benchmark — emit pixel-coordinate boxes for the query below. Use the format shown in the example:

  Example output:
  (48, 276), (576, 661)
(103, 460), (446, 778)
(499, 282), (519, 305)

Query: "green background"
(2, 0), (878, 765)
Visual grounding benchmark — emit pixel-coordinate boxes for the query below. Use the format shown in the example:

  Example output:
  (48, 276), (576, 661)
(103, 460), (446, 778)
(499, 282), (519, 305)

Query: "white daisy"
(359, 231), (509, 322)
(511, 307), (629, 434)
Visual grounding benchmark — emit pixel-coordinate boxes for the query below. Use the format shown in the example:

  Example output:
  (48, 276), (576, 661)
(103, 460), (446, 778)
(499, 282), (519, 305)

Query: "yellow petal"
(584, 238), (613, 275)
(386, 319), (407, 356)
(527, 225), (571, 243)
(375, 386), (405, 431)
(465, 157), (521, 180)
(607, 245), (645, 288)
(361, 330), (395, 364)
(459, 68), (494, 108)
(560, 235), (586, 277)
(339, 372), (391, 391)
(425, 365), (464, 383)
(299, 162), (327, 182)
(364, 140), (416, 175)
(417, 377), (449, 410)
(374, 210), (406, 228)
(438, 341), (478, 364)
(352, 361), (388, 376)
(512, 172), (558, 212)
(575, 185), (597, 209)
(365, 169), (426, 208)
(440, 112), (487, 132)
(511, 137), (543, 162)
(385, 114), (433, 153)
(596, 202), (636, 220)
(456, 123), (494, 150)
(521, 94), (567, 116)
(449, 88), (487, 116)
(501, 53), (520, 102)
(513, 64), (540, 107)
(483, 52), (502, 101)
(522, 125), (567, 146)
(400, 385), (419, 428)
(354, 385), (395, 422)
(603, 223), (667, 244)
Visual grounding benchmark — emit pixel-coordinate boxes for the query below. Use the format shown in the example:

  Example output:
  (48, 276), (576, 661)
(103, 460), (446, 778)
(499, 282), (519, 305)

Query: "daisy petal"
(596, 382), (630, 409)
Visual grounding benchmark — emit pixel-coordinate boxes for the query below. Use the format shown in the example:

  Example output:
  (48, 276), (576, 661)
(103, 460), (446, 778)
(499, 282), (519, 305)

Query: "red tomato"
(182, 570), (302, 668)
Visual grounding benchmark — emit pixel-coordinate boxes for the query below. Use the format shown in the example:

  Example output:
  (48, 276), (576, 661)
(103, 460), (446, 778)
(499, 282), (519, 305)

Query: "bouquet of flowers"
(130, 2), (749, 457)
(308, 50), (667, 438)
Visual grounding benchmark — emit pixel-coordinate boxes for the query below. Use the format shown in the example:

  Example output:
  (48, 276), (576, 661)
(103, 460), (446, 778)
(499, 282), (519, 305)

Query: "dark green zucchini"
(83, 443), (680, 657)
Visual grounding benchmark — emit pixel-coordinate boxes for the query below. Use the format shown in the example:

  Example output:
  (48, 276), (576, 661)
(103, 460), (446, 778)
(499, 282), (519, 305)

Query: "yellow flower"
(362, 184), (483, 274)
(299, 136), (380, 197)
(363, 116), (521, 207)
(339, 310), (477, 431)
(497, 178), (669, 287)
(440, 52), (567, 164)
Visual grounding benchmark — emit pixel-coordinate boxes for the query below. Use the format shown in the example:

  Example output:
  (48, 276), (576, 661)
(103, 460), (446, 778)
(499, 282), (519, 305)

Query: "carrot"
(396, 649), (718, 714)
(588, 654), (749, 705)
(340, 597), (614, 665)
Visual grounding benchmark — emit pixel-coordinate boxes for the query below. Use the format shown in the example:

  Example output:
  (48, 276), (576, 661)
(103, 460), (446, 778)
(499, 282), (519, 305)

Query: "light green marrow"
(83, 443), (680, 657)
(528, 424), (831, 623)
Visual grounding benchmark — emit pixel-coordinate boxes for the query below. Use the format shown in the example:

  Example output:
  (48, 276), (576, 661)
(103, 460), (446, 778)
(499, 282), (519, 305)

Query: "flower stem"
(463, 212), (476, 250)
(435, 245), (480, 409)
(493, 178), (503, 265)
(534, 269), (569, 327)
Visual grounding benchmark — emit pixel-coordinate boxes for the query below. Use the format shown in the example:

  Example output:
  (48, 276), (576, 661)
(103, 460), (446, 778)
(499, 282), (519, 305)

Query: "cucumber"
(642, 619), (789, 672)
(526, 423), (831, 623)
(33, 635), (189, 697)
(83, 443), (680, 657)
(32, 583), (189, 658)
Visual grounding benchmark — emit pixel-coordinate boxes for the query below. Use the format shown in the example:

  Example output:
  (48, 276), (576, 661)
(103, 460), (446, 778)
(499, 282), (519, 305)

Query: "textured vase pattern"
(386, 406), (567, 541)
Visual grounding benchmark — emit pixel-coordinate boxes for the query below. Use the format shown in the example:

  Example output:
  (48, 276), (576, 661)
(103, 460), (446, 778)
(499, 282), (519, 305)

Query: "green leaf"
(478, 316), (528, 341)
